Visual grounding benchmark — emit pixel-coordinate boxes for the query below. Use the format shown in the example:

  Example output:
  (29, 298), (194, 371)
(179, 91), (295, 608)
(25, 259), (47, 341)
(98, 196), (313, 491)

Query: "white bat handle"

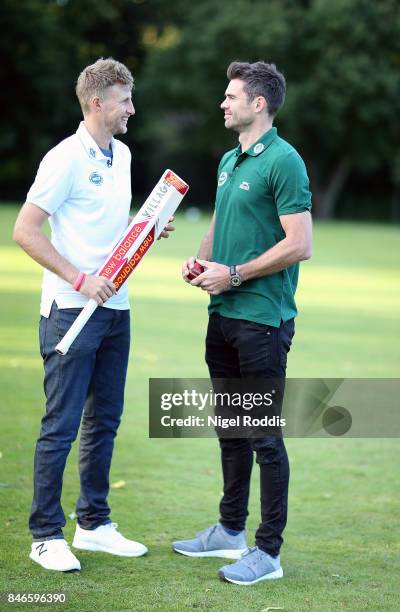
(55, 299), (98, 355)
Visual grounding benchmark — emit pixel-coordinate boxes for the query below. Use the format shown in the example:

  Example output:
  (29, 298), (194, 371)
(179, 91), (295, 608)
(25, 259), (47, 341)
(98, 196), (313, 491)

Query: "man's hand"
(79, 275), (117, 305)
(182, 256), (197, 282)
(158, 216), (175, 239)
(190, 259), (231, 295)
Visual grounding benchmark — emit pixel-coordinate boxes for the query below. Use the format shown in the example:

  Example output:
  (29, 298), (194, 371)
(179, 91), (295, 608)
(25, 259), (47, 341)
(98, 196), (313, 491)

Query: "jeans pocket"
(226, 318), (279, 376)
(53, 307), (86, 352)
(53, 306), (107, 355)
(279, 320), (295, 367)
(39, 316), (48, 358)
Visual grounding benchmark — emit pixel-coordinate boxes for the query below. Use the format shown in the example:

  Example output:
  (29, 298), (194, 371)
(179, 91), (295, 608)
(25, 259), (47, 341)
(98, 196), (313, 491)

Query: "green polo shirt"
(209, 127), (311, 327)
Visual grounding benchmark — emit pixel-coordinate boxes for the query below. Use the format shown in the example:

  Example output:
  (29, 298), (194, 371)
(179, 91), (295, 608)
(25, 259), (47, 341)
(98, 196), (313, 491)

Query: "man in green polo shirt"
(173, 61), (312, 585)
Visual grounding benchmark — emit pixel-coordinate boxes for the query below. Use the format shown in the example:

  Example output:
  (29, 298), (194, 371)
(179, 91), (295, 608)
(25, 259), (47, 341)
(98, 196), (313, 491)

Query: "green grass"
(0, 204), (399, 611)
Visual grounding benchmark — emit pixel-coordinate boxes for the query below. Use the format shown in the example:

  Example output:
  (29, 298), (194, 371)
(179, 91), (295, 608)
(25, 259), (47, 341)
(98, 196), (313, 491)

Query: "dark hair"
(226, 61), (286, 117)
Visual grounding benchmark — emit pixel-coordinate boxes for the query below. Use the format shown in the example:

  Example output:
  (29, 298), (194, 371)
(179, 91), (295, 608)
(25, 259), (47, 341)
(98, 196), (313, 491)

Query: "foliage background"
(1, 0), (400, 219)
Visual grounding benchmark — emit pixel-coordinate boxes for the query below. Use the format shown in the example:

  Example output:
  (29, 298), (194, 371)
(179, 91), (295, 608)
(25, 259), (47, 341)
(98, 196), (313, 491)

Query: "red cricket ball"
(187, 261), (204, 281)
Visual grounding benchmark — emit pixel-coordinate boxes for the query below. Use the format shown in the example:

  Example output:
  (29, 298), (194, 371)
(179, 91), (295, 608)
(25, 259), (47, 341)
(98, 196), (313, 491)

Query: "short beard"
(226, 109), (253, 132)
(106, 118), (126, 137)
(226, 119), (251, 134)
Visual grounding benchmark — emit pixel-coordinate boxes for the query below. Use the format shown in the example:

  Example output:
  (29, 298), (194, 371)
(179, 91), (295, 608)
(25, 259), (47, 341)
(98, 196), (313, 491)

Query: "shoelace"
(99, 522), (120, 532)
(240, 546), (265, 568)
(105, 522), (126, 541)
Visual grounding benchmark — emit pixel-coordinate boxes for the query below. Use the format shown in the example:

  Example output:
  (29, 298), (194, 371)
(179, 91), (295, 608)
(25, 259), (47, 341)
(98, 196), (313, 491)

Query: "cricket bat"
(55, 169), (189, 355)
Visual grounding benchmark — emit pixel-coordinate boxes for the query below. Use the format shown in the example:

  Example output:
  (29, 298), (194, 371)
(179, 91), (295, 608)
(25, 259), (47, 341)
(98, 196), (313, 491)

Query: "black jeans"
(29, 302), (130, 540)
(205, 313), (295, 557)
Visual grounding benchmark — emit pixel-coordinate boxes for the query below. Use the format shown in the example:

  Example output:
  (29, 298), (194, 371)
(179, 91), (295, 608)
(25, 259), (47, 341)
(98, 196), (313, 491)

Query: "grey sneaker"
(172, 523), (247, 559)
(218, 546), (283, 585)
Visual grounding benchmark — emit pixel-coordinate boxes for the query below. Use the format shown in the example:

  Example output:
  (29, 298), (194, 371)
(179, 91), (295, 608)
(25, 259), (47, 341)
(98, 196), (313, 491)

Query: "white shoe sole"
(29, 553), (81, 572)
(72, 539), (147, 557)
(219, 566), (283, 585)
(173, 547), (247, 559)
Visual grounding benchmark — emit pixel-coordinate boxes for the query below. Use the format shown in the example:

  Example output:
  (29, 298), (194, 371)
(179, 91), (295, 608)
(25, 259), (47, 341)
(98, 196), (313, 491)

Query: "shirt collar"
(235, 127), (278, 157)
(76, 121), (115, 162)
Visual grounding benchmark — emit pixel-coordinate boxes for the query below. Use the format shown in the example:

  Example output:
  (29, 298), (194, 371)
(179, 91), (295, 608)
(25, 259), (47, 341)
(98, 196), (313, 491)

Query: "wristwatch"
(230, 265), (243, 287)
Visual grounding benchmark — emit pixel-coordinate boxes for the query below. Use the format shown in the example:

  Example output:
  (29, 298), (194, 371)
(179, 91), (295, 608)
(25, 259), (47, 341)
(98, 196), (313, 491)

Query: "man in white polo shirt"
(13, 58), (166, 571)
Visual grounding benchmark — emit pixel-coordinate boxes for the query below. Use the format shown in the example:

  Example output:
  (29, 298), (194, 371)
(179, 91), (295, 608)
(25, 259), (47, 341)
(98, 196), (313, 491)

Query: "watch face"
(231, 274), (242, 287)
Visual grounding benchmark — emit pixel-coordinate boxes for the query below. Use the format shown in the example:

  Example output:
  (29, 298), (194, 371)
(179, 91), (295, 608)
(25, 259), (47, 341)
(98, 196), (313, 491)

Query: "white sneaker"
(29, 539), (81, 572)
(72, 522), (148, 557)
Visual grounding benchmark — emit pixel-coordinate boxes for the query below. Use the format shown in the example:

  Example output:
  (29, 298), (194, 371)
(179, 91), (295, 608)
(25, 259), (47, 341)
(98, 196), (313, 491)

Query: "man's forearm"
(14, 227), (79, 285)
(197, 212), (215, 260)
(197, 232), (213, 260)
(237, 236), (311, 281)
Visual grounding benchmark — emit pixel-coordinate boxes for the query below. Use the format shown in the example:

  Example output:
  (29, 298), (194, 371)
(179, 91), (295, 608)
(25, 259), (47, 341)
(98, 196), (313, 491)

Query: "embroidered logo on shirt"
(89, 148), (96, 158)
(253, 143), (264, 154)
(89, 172), (103, 186)
(218, 171), (228, 186)
(239, 181), (250, 191)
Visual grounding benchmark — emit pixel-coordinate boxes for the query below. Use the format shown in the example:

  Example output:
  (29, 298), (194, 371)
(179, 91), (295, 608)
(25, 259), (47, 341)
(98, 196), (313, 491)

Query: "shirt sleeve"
(26, 146), (74, 215)
(269, 150), (312, 215)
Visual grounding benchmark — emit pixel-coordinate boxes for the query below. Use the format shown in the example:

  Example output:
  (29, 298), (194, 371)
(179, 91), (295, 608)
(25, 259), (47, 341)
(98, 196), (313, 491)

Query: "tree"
(0, 0), (186, 200)
(139, 0), (400, 218)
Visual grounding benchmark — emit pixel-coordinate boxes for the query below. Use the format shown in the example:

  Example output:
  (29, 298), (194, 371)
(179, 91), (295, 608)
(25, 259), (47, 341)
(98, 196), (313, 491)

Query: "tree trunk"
(309, 158), (351, 220)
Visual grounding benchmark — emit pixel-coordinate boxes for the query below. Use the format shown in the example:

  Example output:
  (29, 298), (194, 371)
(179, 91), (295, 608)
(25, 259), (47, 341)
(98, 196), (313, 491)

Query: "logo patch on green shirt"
(218, 171), (228, 186)
(253, 143), (265, 154)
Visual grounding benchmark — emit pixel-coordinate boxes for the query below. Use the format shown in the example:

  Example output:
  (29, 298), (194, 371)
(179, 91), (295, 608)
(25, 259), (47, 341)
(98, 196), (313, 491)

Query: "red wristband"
(73, 271), (86, 292)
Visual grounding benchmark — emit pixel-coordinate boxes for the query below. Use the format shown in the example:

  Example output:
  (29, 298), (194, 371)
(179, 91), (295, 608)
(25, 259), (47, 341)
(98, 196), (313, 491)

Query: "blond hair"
(76, 57), (134, 113)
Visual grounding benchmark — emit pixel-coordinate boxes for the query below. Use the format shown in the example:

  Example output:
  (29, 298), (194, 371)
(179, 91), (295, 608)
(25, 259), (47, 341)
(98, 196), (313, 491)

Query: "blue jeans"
(205, 313), (295, 557)
(29, 302), (130, 540)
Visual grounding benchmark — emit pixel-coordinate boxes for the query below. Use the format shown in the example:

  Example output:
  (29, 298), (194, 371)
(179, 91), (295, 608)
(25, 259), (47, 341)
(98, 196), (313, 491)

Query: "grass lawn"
(0, 204), (399, 611)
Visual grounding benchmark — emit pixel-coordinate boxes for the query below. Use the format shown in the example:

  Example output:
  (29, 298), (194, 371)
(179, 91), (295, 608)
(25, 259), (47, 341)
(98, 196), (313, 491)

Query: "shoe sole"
(218, 567), (283, 585)
(72, 540), (148, 557)
(173, 547), (247, 559)
(29, 553), (81, 572)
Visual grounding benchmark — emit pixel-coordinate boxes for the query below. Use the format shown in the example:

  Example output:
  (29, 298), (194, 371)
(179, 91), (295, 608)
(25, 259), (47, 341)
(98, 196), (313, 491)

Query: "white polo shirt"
(27, 122), (132, 317)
